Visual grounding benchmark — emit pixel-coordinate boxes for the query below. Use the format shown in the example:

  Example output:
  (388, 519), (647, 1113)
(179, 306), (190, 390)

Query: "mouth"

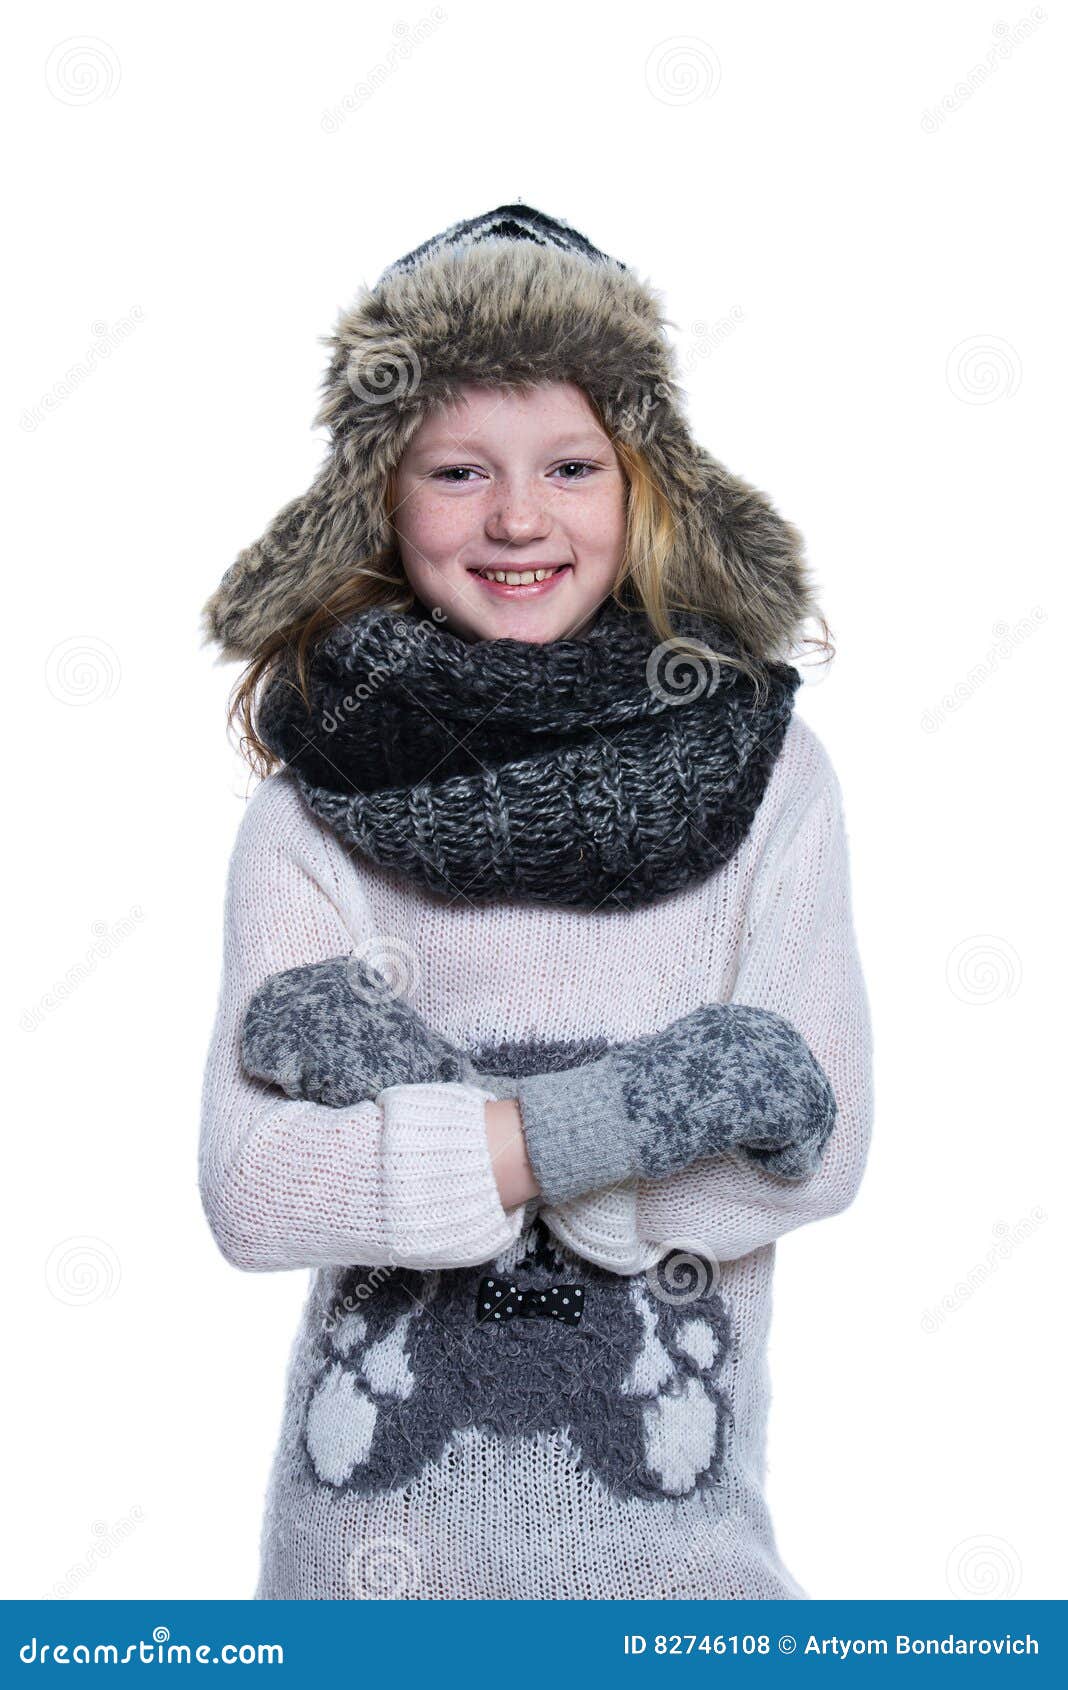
(467, 563), (573, 598)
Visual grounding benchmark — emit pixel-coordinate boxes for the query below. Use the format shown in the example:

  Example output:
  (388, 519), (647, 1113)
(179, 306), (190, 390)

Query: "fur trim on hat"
(200, 205), (817, 664)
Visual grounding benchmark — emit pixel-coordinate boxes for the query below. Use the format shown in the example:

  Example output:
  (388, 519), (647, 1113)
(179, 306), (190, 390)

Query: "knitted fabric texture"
(199, 203), (871, 1601)
(240, 953), (477, 1103)
(198, 714), (875, 1600)
(511, 1000), (837, 1200)
(240, 954), (838, 1198)
(199, 202), (818, 666)
(255, 597), (801, 911)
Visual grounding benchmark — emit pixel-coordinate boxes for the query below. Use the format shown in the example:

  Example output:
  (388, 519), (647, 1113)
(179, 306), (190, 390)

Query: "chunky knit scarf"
(256, 598), (801, 911)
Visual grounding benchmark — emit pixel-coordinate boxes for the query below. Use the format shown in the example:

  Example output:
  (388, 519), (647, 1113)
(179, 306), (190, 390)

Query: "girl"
(198, 204), (874, 1601)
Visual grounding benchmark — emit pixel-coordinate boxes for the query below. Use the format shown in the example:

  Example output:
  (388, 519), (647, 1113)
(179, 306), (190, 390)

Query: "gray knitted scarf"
(256, 598), (801, 911)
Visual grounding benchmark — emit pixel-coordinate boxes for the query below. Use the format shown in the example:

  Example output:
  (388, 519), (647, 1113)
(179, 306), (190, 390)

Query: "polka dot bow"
(475, 1276), (585, 1327)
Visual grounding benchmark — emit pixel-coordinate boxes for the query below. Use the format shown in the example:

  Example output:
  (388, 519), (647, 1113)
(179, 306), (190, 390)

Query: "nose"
(484, 479), (552, 545)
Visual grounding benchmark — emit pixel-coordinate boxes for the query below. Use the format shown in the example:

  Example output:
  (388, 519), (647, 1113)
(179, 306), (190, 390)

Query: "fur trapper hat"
(200, 203), (817, 664)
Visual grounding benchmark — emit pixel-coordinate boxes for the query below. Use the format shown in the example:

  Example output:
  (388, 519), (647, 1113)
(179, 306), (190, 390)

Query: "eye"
(430, 466), (482, 484)
(429, 460), (599, 485)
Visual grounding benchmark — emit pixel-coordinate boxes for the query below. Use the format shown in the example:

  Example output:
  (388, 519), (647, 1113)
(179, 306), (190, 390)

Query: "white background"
(4, 0), (1063, 1602)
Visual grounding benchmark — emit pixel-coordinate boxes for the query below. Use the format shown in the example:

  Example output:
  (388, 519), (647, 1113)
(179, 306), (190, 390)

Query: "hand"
(484, 1098), (540, 1209)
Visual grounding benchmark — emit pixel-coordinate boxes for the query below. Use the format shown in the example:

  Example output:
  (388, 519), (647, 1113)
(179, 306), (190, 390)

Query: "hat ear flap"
(673, 450), (815, 664)
(199, 459), (382, 663)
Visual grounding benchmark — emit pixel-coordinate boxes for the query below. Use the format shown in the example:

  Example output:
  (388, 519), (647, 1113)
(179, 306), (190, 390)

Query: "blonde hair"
(225, 394), (832, 778)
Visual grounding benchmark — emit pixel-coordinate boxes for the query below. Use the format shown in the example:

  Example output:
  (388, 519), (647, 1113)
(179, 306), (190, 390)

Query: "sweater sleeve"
(198, 776), (528, 1274)
(537, 765), (875, 1274)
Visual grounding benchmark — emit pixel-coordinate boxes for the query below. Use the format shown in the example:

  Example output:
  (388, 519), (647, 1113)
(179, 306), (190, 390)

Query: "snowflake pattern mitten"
(239, 957), (835, 1197)
(240, 954), (479, 1106)
(511, 1002), (837, 1203)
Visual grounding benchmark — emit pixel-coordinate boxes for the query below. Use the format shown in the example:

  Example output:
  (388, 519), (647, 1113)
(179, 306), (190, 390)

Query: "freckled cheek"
(569, 487), (627, 559)
(397, 496), (473, 564)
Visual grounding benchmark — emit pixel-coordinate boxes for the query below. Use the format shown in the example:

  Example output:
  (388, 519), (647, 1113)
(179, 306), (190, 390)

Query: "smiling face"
(390, 381), (627, 644)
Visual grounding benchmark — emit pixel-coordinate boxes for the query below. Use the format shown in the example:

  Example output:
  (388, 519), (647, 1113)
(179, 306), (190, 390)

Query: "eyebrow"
(406, 431), (610, 462)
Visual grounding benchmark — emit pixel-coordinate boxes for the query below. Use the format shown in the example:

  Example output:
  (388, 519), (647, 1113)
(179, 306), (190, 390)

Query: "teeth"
(477, 566), (565, 584)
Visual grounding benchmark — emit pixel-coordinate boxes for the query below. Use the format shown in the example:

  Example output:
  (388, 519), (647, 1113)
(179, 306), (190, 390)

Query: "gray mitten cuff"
(511, 1057), (635, 1205)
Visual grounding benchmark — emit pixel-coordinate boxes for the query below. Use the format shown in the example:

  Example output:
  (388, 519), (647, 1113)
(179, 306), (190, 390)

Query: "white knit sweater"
(198, 712), (874, 1600)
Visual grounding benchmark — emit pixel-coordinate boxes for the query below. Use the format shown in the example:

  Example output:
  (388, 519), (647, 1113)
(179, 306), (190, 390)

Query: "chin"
(483, 607), (589, 644)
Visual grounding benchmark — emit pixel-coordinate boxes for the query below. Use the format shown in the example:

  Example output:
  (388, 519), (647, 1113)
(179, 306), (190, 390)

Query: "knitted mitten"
(240, 957), (836, 1196)
(240, 955), (479, 1106)
(509, 1003), (837, 1202)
